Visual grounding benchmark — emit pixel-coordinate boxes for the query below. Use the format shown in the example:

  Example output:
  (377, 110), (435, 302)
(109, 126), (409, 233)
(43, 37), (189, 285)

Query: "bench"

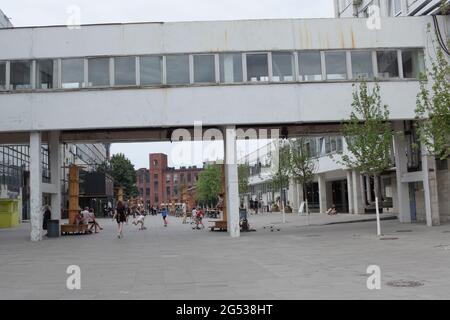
(61, 224), (90, 235)
(209, 220), (227, 231)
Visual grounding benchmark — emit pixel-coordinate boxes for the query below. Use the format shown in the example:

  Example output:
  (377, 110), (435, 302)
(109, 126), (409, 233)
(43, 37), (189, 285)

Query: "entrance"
(331, 180), (349, 213)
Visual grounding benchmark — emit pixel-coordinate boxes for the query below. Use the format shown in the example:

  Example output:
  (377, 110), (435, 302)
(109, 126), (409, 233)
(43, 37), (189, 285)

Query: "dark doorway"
(331, 180), (349, 213)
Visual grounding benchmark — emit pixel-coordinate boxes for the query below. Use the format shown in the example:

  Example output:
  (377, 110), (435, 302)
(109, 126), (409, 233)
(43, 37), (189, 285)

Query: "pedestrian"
(182, 201), (188, 224)
(193, 207), (205, 230)
(132, 211), (146, 230)
(161, 206), (169, 227)
(43, 205), (51, 231)
(80, 207), (91, 233)
(191, 207), (197, 225)
(113, 201), (127, 238)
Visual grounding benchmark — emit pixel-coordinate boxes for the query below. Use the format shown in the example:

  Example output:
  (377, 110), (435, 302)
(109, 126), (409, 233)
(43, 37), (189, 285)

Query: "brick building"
(136, 153), (202, 209)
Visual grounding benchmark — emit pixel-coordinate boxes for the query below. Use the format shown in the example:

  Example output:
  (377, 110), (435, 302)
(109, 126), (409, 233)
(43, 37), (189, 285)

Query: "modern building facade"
(0, 15), (449, 240)
(136, 153), (202, 209)
(334, 0), (449, 18)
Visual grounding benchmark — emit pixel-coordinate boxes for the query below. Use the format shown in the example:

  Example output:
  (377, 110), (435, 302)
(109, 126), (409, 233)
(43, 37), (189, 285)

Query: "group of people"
(75, 207), (103, 233)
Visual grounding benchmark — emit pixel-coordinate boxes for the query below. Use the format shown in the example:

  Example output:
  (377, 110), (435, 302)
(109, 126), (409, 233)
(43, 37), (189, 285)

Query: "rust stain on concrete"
(351, 29), (356, 48)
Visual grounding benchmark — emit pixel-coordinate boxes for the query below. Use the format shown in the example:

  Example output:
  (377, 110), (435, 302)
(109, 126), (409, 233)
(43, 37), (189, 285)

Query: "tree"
(289, 138), (318, 214)
(269, 141), (291, 223)
(98, 153), (138, 199)
(338, 81), (393, 202)
(415, 46), (450, 160)
(238, 163), (250, 195)
(196, 164), (223, 207)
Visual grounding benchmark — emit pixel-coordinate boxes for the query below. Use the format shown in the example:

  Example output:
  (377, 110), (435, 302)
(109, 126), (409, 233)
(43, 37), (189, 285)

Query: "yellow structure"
(0, 199), (20, 228)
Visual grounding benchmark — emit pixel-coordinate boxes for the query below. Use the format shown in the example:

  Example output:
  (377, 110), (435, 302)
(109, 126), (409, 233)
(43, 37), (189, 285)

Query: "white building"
(0, 15), (449, 240)
(0, 9), (12, 28)
(335, 0), (449, 18)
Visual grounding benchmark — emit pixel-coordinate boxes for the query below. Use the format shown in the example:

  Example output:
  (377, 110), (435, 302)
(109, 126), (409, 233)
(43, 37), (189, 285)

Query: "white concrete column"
(352, 170), (364, 214)
(49, 131), (62, 220)
(289, 178), (299, 212)
(393, 132), (412, 223)
(346, 170), (354, 214)
(224, 126), (240, 238)
(422, 145), (440, 226)
(30, 132), (43, 242)
(365, 175), (373, 204)
(318, 174), (327, 214)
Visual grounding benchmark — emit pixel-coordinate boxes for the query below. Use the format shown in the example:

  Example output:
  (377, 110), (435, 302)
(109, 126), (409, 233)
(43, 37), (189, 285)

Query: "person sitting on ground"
(327, 204), (338, 216)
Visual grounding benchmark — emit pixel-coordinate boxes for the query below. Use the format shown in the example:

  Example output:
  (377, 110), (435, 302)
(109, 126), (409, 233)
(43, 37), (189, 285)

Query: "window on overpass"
(166, 54), (190, 85)
(219, 53), (243, 83)
(36, 59), (56, 89)
(376, 51), (399, 79)
(0, 62), (5, 90)
(351, 51), (374, 80)
(140, 56), (162, 85)
(271, 52), (294, 82)
(115, 56), (136, 86)
(88, 57), (110, 87)
(402, 49), (425, 79)
(10, 60), (32, 90)
(193, 54), (216, 83)
(246, 53), (269, 82)
(325, 51), (348, 80)
(298, 51), (322, 81)
(62, 58), (84, 88)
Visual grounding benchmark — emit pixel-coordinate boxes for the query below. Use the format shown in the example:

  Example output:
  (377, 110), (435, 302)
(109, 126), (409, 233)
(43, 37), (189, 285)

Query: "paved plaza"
(1, 213), (449, 300)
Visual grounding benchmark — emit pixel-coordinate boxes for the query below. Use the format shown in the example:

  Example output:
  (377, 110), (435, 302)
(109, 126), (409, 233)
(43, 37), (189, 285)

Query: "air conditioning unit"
(353, 0), (363, 6)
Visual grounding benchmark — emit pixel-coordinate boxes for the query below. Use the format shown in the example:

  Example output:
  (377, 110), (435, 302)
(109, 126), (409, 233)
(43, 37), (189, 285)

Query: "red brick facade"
(136, 153), (202, 209)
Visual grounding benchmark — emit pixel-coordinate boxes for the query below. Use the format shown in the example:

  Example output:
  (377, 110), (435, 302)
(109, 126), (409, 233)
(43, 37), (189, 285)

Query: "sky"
(1, 0), (335, 169)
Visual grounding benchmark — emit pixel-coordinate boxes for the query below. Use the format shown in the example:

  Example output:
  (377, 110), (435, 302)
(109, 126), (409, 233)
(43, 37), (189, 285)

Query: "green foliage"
(270, 142), (291, 192)
(98, 153), (138, 199)
(289, 138), (317, 189)
(339, 81), (393, 177)
(196, 164), (223, 206)
(415, 48), (450, 160)
(238, 163), (250, 194)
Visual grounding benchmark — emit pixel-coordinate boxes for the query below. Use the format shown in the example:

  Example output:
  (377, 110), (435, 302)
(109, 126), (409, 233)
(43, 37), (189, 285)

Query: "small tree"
(415, 47), (450, 160)
(98, 153), (138, 199)
(270, 141), (291, 223)
(196, 164), (223, 207)
(289, 138), (318, 215)
(238, 163), (250, 205)
(339, 81), (393, 203)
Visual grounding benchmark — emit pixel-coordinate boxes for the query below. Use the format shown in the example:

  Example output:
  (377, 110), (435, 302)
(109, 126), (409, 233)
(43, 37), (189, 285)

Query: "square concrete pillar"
(346, 170), (354, 214)
(288, 178), (299, 212)
(224, 126), (240, 238)
(352, 170), (365, 214)
(393, 131), (411, 223)
(422, 145), (440, 226)
(30, 132), (43, 242)
(318, 174), (327, 214)
(49, 131), (62, 220)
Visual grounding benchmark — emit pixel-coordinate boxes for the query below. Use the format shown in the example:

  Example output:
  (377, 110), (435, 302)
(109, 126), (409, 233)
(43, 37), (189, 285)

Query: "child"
(132, 212), (146, 230)
(193, 207), (205, 230)
(161, 206), (168, 227)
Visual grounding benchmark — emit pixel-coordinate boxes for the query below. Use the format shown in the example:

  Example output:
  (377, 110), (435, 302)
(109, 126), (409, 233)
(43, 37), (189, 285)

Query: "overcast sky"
(1, 0), (334, 169)
(1, 0), (334, 26)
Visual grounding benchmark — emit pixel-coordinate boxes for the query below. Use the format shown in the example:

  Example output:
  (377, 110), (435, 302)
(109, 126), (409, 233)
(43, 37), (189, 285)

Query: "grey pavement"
(0, 212), (449, 300)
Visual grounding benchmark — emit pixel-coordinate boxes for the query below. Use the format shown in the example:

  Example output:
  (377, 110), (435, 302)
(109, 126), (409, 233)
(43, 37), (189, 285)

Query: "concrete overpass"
(0, 16), (447, 240)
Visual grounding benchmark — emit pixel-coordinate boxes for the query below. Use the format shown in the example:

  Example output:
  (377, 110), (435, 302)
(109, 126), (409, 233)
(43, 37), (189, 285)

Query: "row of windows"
(0, 48), (425, 92)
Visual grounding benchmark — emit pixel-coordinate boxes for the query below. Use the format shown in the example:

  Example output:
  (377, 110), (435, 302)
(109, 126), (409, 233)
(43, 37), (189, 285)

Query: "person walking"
(193, 207), (205, 230)
(43, 205), (51, 232)
(113, 201), (127, 238)
(181, 201), (188, 224)
(161, 206), (169, 227)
